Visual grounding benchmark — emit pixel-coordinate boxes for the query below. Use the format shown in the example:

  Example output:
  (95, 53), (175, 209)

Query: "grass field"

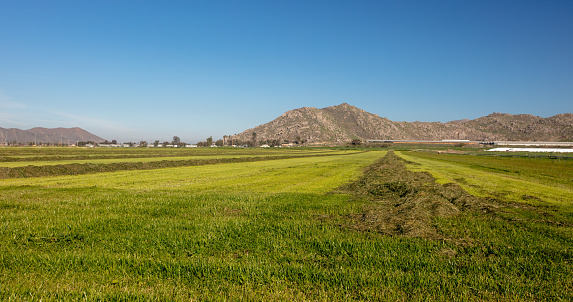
(0, 148), (336, 165)
(0, 151), (342, 168)
(0, 148), (357, 179)
(397, 151), (573, 204)
(0, 147), (572, 301)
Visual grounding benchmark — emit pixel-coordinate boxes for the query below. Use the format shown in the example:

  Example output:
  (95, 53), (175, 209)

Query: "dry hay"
(338, 151), (494, 238)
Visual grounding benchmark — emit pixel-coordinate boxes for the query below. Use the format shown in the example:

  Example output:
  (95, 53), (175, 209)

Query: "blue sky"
(1, 0), (572, 143)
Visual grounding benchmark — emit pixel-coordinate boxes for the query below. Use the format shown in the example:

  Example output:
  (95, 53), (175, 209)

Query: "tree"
(172, 136), (181, 144)
(215, 139), (224, 147)
(197, 140), (210, 147)
(251, 132), (258, 147)
(153, 140), (160, 147)
(206, 136), (213, 146)
(77, 141), (95, 147)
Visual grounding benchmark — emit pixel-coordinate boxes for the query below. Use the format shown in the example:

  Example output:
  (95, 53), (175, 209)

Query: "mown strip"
(0, 148), (331, 162)
(404, 151), (573, 188)
(0, 151), (365, 179)
(397, 151), (573, 205)
(0, 154), (299, 168)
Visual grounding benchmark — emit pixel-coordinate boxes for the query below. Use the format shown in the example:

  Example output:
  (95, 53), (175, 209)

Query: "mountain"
(460, 113), (573, 141)
(231, 104), (573, 144)
(0, 127), (105, 145)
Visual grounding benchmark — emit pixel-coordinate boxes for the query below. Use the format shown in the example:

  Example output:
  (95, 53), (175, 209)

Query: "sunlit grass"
(0, 146), (331, 157)
(0, 151), (382, 194)
(1, 148), (572, 300)
(0, 154), (294, 167)
(397, 151), (573, 205)
(0, 148), (346, 167)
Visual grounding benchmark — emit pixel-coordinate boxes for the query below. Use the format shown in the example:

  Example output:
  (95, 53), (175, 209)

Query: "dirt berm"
(338, 151), (493, 238)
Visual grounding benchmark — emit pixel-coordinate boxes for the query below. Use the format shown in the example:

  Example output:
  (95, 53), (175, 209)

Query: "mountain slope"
(231, 104), (573, 144)
(462, 113), (573, 141)
(0, 127), (105, 145)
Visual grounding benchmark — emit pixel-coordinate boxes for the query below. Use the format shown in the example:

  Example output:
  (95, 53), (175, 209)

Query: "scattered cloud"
(0, 93), (136, 140)
(0, 92), (26, 109)
(0, 116), (28, 127)
(0, 112), (75, 128)
(50, 110), (136, 134)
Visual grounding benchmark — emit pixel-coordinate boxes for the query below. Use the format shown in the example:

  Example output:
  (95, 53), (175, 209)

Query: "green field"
(0, 147), (571, 301)
(398, 151), (573, 204)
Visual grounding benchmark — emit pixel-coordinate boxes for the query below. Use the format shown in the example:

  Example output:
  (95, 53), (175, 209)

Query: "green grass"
(0, 153), (336, 168)
(391, 151), (573, 301)
(0, 155), (252, 167)
(0, 149), (361, 179)
(1, 148), (572, 301)
(397, 151), (573, 204)
(0, 151), (379, 193)
(0, 147), (338, 165)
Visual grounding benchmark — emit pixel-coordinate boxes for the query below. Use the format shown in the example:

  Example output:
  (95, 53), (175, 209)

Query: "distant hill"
(231, 103), (573, 144)
(0, 127), (105, 145)
(460, 112), (573, 141)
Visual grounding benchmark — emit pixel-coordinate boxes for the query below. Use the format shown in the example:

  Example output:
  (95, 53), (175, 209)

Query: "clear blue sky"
(1, 0), (572, 143)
